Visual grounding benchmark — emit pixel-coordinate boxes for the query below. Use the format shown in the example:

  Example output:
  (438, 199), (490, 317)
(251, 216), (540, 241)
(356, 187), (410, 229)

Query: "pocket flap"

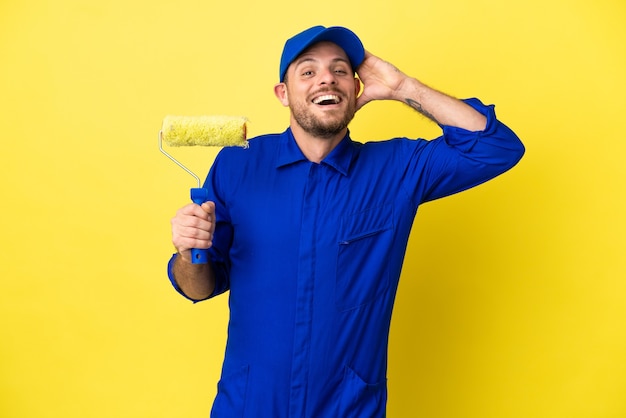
(339, 204), (392, 244)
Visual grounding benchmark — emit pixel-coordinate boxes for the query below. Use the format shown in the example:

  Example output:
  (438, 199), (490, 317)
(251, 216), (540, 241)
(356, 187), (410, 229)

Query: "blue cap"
(279, 25), (365, 82)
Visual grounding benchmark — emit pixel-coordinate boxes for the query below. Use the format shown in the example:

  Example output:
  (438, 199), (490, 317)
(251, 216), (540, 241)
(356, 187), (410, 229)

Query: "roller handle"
(190, 187), (210, 264)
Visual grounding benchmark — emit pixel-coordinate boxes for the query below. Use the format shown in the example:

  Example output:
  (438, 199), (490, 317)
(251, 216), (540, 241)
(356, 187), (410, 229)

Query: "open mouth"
(312, 94), (341, 106)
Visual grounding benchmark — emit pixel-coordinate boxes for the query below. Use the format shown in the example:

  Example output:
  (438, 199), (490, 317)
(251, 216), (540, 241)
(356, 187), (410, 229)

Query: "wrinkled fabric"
(168, 98), (525, 417)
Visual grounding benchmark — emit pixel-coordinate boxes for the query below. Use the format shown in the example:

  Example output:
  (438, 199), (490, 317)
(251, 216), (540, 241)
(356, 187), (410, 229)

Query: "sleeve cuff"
(440, 97), (498, 153)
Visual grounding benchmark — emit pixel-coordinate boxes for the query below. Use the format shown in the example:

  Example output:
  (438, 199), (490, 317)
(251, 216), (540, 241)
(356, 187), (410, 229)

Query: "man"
(168, 25), (524, 417)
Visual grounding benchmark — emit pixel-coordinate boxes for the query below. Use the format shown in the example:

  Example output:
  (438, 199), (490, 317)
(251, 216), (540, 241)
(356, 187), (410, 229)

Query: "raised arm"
(355, 50), (487, 131)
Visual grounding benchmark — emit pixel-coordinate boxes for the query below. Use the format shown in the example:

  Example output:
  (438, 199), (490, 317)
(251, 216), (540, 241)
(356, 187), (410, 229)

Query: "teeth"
(313, 95), (340, 105)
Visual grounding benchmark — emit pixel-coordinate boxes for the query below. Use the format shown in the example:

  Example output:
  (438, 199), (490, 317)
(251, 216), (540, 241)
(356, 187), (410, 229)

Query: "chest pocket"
(335, 204), (393, 311)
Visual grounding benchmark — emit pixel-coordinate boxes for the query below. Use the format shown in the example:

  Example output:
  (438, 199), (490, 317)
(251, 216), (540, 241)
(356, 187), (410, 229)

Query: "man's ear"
(274, 83), (289, 107)
(354, 76), (362, 97)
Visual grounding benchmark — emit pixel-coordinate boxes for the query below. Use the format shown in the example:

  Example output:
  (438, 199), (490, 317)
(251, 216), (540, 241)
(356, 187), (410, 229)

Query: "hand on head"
(355, 50), (409, 111)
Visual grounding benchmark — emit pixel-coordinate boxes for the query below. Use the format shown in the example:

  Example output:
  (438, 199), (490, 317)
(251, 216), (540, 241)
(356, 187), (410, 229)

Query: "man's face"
(279, 41), (360, 139)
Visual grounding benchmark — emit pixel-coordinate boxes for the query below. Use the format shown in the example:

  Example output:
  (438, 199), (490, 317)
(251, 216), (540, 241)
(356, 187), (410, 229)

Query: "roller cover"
(161, 115), (248, 147)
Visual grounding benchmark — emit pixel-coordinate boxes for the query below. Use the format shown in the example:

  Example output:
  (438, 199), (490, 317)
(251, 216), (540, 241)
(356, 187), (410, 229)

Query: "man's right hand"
(171, 201), (216, 263)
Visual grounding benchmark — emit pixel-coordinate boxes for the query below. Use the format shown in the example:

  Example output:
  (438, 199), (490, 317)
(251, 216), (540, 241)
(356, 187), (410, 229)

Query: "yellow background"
(1, 0), (625, 417)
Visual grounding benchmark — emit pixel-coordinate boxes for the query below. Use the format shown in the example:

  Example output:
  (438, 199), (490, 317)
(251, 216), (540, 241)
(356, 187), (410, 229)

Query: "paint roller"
(159, 115), (248, 264)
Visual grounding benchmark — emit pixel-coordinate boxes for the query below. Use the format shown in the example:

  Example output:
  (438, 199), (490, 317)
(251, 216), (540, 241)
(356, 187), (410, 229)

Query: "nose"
(318, 68), (337, 85)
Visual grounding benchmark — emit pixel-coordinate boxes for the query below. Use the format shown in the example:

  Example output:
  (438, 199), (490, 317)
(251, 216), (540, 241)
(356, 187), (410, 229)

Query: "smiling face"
(275, 41), (361, 140)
